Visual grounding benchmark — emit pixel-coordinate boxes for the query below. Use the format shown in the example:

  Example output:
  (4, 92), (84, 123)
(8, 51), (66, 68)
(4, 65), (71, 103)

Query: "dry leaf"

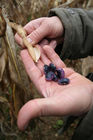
(0, 8), (6, 37)
(0, 96), (8, 103)
(0, 40), (7, 82)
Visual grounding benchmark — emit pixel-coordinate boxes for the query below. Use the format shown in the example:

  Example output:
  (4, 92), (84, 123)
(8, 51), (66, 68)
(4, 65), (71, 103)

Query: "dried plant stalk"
(8, 22), (40, 62)
(0, 8), (6, 37)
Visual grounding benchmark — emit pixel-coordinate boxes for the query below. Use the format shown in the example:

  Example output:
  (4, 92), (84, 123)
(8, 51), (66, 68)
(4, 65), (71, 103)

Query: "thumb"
(17, 98), (52, 131)
(28, 24), (49, 45)
(17, 96), (74, 131)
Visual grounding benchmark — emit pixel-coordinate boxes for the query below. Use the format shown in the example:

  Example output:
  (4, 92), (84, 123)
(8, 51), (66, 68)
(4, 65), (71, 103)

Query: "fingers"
(36, 59), (44, 74)
(39, 39), (49, 47)
(15, 18), (43, 46)
(20, 49), (42, 83)
(27, 23), (49, 45)
(49, 40), (57, 49)
(43, 45), (66, 68)
(40, 50), (51, 65)
(15, 25), (49, 47)
(43, 45), (75, 77)
(23, 18), (44, 34)
(39, 39), (57, 49)
(15, 33), (24, 47)
(37, 45), (51, 66)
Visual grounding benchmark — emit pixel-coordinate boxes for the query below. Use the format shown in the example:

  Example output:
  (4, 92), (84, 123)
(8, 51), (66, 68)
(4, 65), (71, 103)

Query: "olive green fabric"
(72, 108), (93, 140)
(49, 8), (93, 140)
(49, 8), (93, 60)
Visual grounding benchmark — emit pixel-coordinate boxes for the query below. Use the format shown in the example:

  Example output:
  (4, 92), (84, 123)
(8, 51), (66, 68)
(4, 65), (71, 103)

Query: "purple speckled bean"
(58, 78), (70, 85)
(56, 68), (65, 79)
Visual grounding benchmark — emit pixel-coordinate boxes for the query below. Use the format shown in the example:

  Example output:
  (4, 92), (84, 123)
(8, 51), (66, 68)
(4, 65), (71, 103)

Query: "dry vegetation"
(0, 0), (93, 140)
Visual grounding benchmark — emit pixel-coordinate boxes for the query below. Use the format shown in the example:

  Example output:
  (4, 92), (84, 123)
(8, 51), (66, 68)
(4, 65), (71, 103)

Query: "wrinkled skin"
(15, 16), (93, 131)
(15, 16), (63, 47)
(17, 45), (93, 131)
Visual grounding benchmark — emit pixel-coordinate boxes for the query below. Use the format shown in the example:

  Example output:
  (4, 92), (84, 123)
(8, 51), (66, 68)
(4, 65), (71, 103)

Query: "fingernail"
(27, 37), (33, 43)
(52, 40), (57, 46)
(50, 40), (57, 49)
(27, 37), (35, 45)
(23, 123), (29, 130)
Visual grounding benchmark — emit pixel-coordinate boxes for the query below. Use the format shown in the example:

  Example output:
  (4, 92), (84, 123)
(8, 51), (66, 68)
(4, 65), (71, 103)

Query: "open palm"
(18, 45), (93, 130)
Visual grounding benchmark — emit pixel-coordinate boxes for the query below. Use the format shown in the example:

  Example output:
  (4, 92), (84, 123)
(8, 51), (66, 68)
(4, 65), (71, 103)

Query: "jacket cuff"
(48, 8), (83, 60)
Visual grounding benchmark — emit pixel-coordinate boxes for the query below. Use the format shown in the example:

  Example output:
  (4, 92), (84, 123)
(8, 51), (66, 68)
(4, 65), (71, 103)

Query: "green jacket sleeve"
(49, 8), (93, 60)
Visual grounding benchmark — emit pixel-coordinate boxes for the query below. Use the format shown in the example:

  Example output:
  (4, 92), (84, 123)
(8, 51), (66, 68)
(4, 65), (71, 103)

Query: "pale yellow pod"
(8, 22), (27, 38)
(23, 37), (36, 62)
(9, 22), (41, 62)
(17, 25), (27, 38)
(33, 47), (41, 62)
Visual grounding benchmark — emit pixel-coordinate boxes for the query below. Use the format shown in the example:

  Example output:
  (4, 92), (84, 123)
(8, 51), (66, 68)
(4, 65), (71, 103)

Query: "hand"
(15, 16), (63, 46)
(18, 45), (93, 131)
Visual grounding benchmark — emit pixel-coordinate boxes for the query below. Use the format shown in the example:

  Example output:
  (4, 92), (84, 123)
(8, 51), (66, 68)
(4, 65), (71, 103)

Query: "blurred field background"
(0, 0), (93, 140)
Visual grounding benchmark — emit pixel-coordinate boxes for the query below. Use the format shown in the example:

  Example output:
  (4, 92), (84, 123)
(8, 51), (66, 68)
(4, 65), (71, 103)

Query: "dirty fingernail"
(27, 37), (33, 43)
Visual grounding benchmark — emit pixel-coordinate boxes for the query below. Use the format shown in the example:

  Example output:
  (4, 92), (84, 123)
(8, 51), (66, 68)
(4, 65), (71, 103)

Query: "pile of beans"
(44, 63), (70, 85)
